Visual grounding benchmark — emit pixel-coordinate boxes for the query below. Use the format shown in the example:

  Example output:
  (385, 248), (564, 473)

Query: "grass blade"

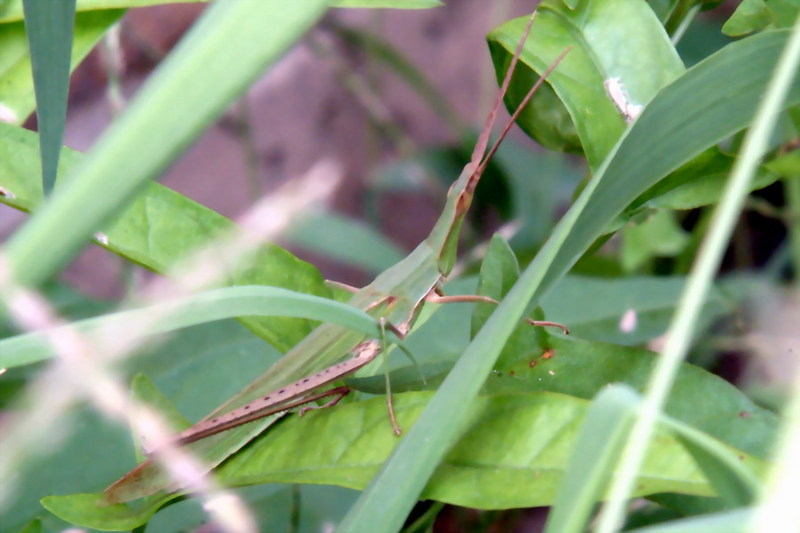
(628, 509), (752, 533)
(596, 19), (800, 532)
(662, 416), (762, 507)
(543, 385), (640, 533)
(0, 285), (392, 369)
(21, 0), (75, 195)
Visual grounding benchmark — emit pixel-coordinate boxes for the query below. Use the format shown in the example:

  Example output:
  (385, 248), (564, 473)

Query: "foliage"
(1, 0), (798, 532)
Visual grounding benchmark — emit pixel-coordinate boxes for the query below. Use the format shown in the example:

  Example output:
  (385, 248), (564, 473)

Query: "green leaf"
(724, 1), (772, 36)
(0, 9), (122, 124)
(21, 297), (773, 530)
(491, 335), (777, 458)
(539, 275), (731, 346)
(0, 123), (330, 351)
(723, 0), (800, 36)
(210, 392), (759, 509)
(621, 210), (690, 271)
(39, 391), (753, 531)
(765, 147), (800, 177)
(488, 0), (685, 169)
(22, 0), (75, 195)
(41, 492), (172, 532)
(2, 0), (329, 290)
(633, 147), (781, 211)
(53, 390), (716, 529)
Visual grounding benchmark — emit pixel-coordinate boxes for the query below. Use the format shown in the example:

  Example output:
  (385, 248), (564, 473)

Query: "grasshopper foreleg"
(426, 290), (570, 335)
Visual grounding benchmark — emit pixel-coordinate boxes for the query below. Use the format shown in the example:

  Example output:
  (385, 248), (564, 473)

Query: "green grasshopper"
(104, 12), (569, 504)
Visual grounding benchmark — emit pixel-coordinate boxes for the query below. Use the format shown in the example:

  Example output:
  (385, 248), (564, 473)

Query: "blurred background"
(0, 1), (746, 301)
(2, 1), (561, 298)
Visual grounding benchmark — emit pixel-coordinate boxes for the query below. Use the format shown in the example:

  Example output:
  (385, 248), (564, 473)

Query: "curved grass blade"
(22, 0), (75, 194)
(337, 28), (800, 533)
(0, 285), (394, 369)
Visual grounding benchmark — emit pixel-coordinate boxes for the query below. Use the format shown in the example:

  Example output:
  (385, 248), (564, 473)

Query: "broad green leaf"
(340, 29), (799, 532)
(491, 335), (778, 458)
(42, 484), (358, 533)
(0, 286), (390, 369)
(621, 210), (690, 272)
(488, 0), (685, 169)
(539, 275), (731, 346)
(41, 391), (764, 530)
(0, 123), (329, 351)
(218, 392), (762, 507)
(640, 147), (782, 211)
(374, 328), (776, 461)
(2, 0), (329, 291)
(723, 0), (799, 36)
(41, 493), (171, 532)
(723, 1), (772, 36)
(765, 147), (800, 178)
(0, 9), (122, 124)
(22, 0), (75, 194)
(15, 292), (771, 530)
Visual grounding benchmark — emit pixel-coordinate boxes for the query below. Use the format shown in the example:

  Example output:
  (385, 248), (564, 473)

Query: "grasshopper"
(104, 12), (569, 504)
